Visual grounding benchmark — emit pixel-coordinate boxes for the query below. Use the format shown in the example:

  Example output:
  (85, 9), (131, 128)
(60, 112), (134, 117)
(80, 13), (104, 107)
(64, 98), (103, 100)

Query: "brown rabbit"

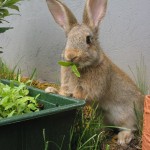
(45, 0), (144, 146)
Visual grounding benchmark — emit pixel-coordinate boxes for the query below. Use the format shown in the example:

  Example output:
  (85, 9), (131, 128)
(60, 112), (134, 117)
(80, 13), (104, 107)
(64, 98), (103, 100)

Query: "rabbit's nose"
(65, 50), (78, 62)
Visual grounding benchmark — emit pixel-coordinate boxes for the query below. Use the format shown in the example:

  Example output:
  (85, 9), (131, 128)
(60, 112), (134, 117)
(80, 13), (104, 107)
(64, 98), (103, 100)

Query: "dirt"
(102, 137), (142, 150)
(21, 77), (60, 90)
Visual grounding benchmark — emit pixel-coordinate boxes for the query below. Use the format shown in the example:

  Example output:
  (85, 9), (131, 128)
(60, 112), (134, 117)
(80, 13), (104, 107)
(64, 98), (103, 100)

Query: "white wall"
(0, 0), (150, 84)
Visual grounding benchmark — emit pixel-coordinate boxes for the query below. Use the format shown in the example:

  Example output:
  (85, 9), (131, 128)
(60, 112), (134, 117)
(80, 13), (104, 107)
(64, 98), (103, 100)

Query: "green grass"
(0, 58), (36, 83)
(129, 55), (149, 95)
(0, 58), (15, 80)
(43, 129), (65, 150)
(68, 105), (107, 150)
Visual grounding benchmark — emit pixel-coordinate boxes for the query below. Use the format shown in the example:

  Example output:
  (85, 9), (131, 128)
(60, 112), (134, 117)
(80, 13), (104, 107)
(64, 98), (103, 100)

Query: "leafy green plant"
(0, 79), (39, 119)
(58, 61), (80, 77)
(0, 0), (21, 33)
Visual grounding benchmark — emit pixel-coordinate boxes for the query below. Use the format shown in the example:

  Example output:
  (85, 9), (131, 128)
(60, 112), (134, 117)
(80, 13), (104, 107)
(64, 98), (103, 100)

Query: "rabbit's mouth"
(64, 49), (99, 68)
(65, 56), (91, 68)
(64, 55), (99, 69)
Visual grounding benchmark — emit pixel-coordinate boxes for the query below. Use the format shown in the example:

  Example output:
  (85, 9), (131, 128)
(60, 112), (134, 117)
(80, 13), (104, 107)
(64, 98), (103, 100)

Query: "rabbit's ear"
(46, 0), (78, 33)
(83, 0), (107, 31)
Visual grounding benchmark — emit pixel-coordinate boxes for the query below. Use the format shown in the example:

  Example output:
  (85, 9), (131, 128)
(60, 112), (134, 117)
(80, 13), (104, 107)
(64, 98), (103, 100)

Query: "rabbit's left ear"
(83, 0), (107, 31)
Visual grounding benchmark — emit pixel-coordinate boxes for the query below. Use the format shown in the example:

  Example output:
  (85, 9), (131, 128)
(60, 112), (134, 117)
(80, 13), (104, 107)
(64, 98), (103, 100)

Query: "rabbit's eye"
(86, 35), (92, 45)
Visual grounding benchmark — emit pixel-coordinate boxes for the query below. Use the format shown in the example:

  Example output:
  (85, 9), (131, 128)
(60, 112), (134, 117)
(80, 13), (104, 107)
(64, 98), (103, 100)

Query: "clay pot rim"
(145, 95), (150, 99)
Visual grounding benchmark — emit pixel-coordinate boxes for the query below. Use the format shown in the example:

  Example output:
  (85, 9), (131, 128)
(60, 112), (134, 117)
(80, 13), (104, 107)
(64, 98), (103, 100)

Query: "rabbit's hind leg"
(117, 130), (134, 146)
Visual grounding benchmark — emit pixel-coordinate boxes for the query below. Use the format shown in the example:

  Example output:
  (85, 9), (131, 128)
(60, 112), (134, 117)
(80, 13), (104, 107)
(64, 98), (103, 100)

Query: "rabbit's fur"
(46, 0), (144, 146)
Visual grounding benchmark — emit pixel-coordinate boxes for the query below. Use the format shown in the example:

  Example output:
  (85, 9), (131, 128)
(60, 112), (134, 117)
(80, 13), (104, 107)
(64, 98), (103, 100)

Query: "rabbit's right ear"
(46, 0), (78, 33)
(83, 0), (107, 31)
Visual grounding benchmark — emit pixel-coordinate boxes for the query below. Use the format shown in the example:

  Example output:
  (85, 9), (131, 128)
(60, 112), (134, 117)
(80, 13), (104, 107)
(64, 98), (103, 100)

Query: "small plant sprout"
(58, 61), (80, 78)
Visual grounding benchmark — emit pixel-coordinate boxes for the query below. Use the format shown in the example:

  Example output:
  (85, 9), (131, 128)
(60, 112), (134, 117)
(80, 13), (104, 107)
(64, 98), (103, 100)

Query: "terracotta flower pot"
(142, 95), (150, 150)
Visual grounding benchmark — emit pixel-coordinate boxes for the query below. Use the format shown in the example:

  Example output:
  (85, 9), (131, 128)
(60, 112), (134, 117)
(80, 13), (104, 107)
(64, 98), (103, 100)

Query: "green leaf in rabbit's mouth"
(58, 61), (80, 78)
(71, 64), (80, 77)
(58, 61), (74, 66)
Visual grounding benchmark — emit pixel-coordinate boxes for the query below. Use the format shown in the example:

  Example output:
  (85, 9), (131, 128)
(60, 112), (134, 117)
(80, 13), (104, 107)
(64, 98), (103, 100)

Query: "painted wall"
(0, 0), (150, 84)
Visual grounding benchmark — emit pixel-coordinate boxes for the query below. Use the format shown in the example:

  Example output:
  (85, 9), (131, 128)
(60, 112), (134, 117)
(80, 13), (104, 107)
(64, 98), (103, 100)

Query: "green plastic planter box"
(0, 79), (85, 150)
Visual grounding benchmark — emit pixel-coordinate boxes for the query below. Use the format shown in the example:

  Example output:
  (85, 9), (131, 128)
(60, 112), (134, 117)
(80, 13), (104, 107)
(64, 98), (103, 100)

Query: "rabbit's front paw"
(45, 87), (58, 94)
(117, 130), (134, 146)
(59, 89), (72, 97)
